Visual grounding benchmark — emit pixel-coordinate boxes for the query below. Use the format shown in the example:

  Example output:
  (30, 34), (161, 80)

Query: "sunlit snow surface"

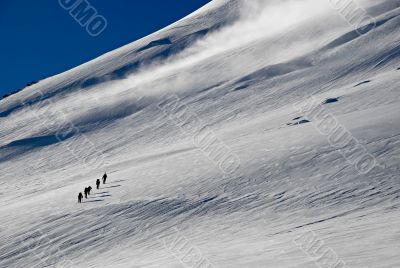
(1, 0), (400, 267)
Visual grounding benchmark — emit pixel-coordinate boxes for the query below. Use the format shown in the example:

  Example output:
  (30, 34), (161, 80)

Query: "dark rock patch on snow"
(354, 80), (371, 87)
(323, 98), (339, 104)
(233, 84), (249, 91)
(287, 119), (311, 126)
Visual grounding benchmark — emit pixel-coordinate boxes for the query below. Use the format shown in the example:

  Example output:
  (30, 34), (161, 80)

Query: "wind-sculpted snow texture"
(1, 0), (400, 267)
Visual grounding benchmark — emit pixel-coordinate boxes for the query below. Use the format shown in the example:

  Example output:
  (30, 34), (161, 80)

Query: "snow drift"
(1, 0), (400, 267)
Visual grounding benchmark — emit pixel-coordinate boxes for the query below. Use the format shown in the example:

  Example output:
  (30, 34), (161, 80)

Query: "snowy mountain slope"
(1, 0), (400, 267)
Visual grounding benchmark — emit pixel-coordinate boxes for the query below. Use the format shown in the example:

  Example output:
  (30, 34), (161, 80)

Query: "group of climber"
(78, 172), (108, 203)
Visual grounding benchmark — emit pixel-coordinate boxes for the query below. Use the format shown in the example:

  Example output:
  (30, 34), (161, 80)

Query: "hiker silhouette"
(96, 179), (101, 189)
(87, 186), (92, 195)
(78, 192), (83, 203)
(102, 172), (107, 184)
(84, 187), (88, 199)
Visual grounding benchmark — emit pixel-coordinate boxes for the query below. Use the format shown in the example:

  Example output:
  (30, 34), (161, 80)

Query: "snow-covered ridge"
(1, 0), (400, 267)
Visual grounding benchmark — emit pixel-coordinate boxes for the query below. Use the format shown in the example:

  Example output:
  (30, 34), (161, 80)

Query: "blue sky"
(0, 0), (210, 97)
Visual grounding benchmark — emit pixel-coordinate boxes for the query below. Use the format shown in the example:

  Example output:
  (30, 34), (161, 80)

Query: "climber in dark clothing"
(87, 186), (92, 195)
(78, 192), (83, 203)
(84, 187), (88, 199)
(102, 172), (107, 184)
(96, 179), (101, 189)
